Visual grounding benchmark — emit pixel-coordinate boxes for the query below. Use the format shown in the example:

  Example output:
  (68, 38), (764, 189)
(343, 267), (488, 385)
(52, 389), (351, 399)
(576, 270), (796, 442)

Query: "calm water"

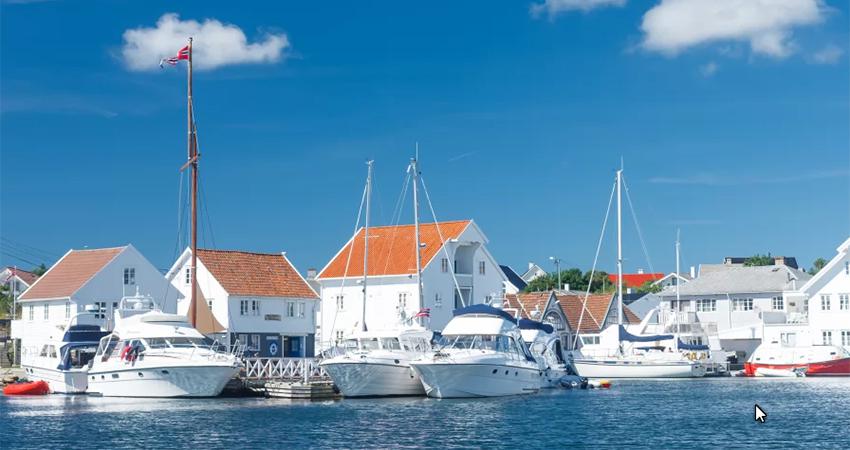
(2, 378), (849, 449)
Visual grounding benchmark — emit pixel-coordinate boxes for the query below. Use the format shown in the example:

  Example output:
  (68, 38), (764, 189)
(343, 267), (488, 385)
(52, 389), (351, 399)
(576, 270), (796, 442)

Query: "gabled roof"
(499, 265), (528, 291)
(556, 293), (641, 334)
(4, 267), (39, 286)
(521, 263), (546, 282)
(798, 236), (850, 294)
(19, 247), (125, 301)
(503, 292), (552, 319)
(318, 220), (472, 279)
(608, 273), (665, 289)
(667, 264), (811, 297)
(196, 249), (319, 299)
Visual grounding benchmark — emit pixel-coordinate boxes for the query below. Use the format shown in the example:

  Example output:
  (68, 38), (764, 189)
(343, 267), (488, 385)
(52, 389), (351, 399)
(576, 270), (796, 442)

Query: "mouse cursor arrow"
(754, 404), (767, 423)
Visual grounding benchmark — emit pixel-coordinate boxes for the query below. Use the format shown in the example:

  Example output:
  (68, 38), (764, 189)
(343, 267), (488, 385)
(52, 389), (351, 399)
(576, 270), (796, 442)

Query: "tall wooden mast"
(187, 37), (199, 328)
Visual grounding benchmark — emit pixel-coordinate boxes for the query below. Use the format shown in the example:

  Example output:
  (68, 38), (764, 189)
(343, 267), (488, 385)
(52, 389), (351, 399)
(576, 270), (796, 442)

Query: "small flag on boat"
(159, 45), (190, 68)
(413, 308), (431, 318)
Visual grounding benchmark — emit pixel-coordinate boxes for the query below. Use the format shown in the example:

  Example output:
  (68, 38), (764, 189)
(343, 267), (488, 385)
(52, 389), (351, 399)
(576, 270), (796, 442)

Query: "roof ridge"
(364, 219), (471, 230)
(71, 245), (128, 252)
(197, 248), (283, 257)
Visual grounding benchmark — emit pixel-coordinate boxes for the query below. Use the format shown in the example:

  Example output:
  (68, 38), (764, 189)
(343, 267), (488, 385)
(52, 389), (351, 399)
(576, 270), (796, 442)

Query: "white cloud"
(530, 0), (626, 18)
(121, 13), (289, 71)
(699, 61), (718, 77)
(640, 0), (826, 58)
(810, 44), (843, 64)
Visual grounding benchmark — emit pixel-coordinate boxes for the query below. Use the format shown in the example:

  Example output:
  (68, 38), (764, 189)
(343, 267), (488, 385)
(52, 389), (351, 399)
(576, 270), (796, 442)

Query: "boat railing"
(242, 357), (329, 382)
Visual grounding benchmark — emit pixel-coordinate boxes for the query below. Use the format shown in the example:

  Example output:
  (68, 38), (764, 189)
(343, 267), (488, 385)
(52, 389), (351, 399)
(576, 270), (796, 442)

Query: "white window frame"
(839, 294), (849, 311)
(28, 305), (34, 321)
(441, 258), (449, 273)
(842, 330), (850, 347)
(696, 299), (716, 312)
(184, 267), (191, 285)
(479, 261), (486, 275)
(251, 299), (260, 316)
(434, 293), (442, 308)
(336, 295), (344, 311)
(772, 296), (784, 311)
(821, 294), (831, 311)
(240, 299), (249, 316)
(123, 267), (136, 286)
(732, 298), (753, 312)
(286, 301), (296, 318)
(335, 330), (344, 343)
(398, 292), (408, 309)
(43, 304), (49, 320)
(298, 302), (306, 318)
(823, 330), (833, 345)
(65, 301), (71, 319)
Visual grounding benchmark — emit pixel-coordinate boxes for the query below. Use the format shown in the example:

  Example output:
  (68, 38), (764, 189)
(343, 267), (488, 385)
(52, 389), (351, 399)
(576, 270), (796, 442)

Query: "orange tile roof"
(197, 249), (318, 299)
(555, 293), (642, 333)
(318, 220), (471, 279)
(503, 292), (552, 319)
(7, 267), (39, 286)
(19, 247), (124, 301)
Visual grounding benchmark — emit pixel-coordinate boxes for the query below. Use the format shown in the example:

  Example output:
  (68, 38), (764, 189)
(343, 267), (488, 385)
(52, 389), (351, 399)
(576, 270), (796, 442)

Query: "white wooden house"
(316, 220), (507, 349)
(1, 267), (40, 299)
(10, 245), (178, 352)
(166, 248), (319, 357)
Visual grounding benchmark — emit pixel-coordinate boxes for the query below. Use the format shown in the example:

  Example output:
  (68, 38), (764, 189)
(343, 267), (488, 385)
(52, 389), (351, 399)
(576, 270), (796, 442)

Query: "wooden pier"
(237, 357), (340, 400)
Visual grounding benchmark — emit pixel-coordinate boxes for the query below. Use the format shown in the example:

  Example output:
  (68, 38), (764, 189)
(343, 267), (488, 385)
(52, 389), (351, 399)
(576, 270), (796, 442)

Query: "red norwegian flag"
(159, 45), (191, 68)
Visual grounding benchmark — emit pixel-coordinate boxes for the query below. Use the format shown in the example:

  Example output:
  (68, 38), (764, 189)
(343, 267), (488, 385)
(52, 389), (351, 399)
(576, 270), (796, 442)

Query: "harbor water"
(2, 378), (848, 449)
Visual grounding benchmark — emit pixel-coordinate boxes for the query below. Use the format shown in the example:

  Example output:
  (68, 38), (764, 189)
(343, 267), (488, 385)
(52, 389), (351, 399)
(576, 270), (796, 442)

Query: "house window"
(398, 292), (408, 309)
(441, 258), (449, 273)
(434, 293), (442, 308)
(240, 299), (249, 316)
(287, 301), (296, 318)
(94, 301), (107, 319)
(237, 334), (248, 347)
(250, 334), (260, 351)
(336, 295), (344, 311)
(43, 304), (49, 320)
(823, 330), (833, 345)
(298, 302), (306, 318)
(842, 330), (850, 347)
(123, 268), (136, 285)
(65, 301), (71, 319)
(335, 330), (344, 343)
(184, 267), (191, 285)
(780, 332), (796, 346)
(821, 295), (831, 311)
(846, 261), (849, 275)
(479, 261), (486, 275)
(251, 300), (260, 316)
(696, 299), (716, 312)
(581, 336), (600, 345)
(772, 296), (784, 311)
(840, 294), (849, 310)
(207, 298), (214, 309)
(28, 305), (34, 321)
(732, 298), (753, 312)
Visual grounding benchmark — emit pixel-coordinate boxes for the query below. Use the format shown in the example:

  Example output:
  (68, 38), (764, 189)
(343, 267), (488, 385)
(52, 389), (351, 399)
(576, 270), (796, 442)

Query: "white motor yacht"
(20, 313), (109, 394)
(320, 327), (433, 397)
(518, 319), (569, 388)
(87, 293), (241, 397)
(410, 305), (543, 398)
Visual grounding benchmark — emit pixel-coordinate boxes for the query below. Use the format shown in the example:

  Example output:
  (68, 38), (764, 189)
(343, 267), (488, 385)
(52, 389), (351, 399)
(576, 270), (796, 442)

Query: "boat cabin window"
(142, 337), (209, 349)
(358, 338), (380, 351)
(98, 335), (121, 361)
(39, 345), (58, 358)
(380, 338), (402, 351)
(443, 335), (517, 354)
(402, 337), (430, 352)
(68, 346), (97, 368)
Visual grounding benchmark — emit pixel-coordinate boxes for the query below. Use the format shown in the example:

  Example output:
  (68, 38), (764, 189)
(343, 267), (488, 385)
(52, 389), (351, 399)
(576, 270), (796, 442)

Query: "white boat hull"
(22, 365), (88, 394)
(322, 360), (424, 397)
(87, 364), (239, 398)
(411, 363), (541, 398)
(572, 359), (706, 378)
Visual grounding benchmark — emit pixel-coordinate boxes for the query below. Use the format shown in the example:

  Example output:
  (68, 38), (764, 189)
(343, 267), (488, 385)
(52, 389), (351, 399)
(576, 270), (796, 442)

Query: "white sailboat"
(571, 168), (707, 379)
(321, 158), (435, 397)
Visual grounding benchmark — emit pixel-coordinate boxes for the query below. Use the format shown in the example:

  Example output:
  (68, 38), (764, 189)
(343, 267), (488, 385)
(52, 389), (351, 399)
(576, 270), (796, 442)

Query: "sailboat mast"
(361, 160), (373, 332)
(616, 168), (623, 326)
(411, 153), (424, 319)
(187, 37), (199, 328)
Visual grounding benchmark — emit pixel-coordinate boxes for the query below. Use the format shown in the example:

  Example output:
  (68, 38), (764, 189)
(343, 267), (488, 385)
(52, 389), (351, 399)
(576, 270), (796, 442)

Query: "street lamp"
(549, 256), (562, 291)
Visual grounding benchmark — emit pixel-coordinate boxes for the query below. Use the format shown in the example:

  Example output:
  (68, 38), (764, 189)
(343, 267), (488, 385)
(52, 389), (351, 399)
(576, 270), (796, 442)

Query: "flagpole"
(187, 36), (199, 328)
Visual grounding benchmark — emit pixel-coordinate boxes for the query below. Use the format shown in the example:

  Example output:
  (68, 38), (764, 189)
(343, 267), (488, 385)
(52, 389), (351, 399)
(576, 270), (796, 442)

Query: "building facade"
(316, 220), (507, 349)
(167, 248), (320, 358)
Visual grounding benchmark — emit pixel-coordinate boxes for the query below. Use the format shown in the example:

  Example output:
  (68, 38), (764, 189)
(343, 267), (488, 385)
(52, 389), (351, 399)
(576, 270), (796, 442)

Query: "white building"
(166, 248), (319, 358)
(1, 267), (40, 299)
(316, 220), (507, 348)
(499, 265), (528, 295)
(767, 238), (850, 352)
(11, 245), (178, 349)
(521, 263), (547, 284)
(658, 263), (811, 359)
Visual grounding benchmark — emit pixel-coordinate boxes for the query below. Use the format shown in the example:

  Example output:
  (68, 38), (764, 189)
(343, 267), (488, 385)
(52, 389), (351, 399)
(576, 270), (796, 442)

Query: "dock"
(238, 357), (340, 400)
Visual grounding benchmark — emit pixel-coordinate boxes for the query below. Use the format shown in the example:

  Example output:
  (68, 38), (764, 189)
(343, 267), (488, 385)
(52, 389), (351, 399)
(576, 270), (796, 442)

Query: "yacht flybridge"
(410, 305), (543, 398)
(87, 292), (241, 397)
(570, 167), (707, 379)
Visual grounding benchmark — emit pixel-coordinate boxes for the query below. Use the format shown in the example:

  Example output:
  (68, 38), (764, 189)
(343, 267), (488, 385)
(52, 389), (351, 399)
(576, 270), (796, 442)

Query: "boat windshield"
(143, 337), (211, 349)
(442, 335), (515, 353)
(358, 338), (380, 351)
(380, 338), (402, 351)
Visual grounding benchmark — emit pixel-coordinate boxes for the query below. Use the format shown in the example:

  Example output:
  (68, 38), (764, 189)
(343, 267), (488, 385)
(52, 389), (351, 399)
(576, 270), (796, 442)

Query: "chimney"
(528, 262), (534, 270)
(306, 268), (318, 279)
(563, 283), (570, 292)
(637, 268), (644, 274)
(690, 266), (696, 278)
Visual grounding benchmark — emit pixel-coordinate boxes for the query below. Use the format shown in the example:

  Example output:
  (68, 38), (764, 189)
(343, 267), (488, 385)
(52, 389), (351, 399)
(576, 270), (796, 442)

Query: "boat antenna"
(361, 160), (373, 332)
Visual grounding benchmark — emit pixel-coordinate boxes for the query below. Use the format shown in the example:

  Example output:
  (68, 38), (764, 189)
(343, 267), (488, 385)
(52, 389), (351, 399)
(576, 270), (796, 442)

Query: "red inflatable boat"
(3, 380), (50, 395)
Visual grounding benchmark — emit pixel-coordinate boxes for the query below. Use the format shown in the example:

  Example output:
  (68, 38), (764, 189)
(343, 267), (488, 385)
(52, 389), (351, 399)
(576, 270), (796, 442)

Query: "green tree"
(808, 258), (828, 275)
(32, 263), (47, 277)
(636, 280), (663, 294)
(0, 283), (11, 319)
(744, 254), (773, 267)
(524, 268), (610, 294)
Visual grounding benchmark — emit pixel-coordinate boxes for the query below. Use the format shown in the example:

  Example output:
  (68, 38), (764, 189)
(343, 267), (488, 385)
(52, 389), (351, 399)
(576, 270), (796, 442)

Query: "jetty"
(235, 357), (339, 400)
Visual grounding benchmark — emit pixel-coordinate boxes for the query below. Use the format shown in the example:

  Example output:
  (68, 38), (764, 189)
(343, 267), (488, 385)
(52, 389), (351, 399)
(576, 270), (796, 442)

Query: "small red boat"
(745, 343), (850, 376)
(3, 380), (50, 396)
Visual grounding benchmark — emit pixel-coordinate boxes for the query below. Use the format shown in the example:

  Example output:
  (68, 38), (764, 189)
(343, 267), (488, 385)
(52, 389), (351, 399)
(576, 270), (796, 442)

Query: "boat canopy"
(62, 324), (110, 343)
(677, 339), (709, 351)
(618, 325), (673, 343)
(453, 304), (516, 323)
(518, 318), (554, 334)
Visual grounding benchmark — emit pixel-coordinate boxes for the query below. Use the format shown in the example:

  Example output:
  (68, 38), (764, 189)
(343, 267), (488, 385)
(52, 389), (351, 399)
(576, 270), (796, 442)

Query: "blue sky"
(1, 0), (848, 277)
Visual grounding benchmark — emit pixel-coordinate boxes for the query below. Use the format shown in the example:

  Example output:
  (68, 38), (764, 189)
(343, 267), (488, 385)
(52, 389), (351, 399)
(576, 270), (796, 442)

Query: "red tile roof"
(608, 273), (665, 289)
(7, 267), (39, 286)
(19, 247), (124, 301)
(197, 249), (318, 299)
(318, 220), (471, 279)
(503, 292), (552, 319)
(555, 293), (641, 333)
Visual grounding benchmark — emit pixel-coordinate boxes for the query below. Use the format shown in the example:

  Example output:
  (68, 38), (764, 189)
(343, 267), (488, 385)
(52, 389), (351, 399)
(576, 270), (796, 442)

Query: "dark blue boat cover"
(676, 339), (709, 351)
(453, 304), (517, 323)
(518, 318), (554, 334)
